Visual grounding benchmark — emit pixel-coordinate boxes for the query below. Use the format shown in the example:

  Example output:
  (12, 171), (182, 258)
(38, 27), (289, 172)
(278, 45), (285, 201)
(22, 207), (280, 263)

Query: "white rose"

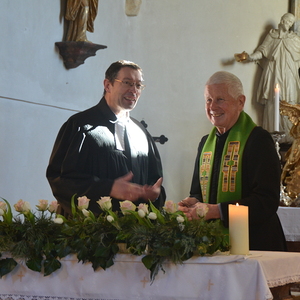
(0, 201), (7, 212)
(138, 209), (146, 218)
(14, 199), (31, 213)
(53, 217), (64, 224)
(48, 200), (59, 213)
(107, 215), (114, 222)
(148, 212), (157, 220)
(196, 203), (209, 218)
(0, 208), (4, 216)
(36, 199), (49, 211)
(97, 197), (112, 211)
(138, 203), (149, 214)
(77, 196), (90, 210)
(176, 215), (185, 223)
(82, 209), (90, 217)
(163, 200), (177, 214)
(120, 200), (136, 215)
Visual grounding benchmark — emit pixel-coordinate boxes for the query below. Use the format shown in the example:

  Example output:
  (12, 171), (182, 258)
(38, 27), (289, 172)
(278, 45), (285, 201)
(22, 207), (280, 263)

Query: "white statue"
(235, 13), (300, 142)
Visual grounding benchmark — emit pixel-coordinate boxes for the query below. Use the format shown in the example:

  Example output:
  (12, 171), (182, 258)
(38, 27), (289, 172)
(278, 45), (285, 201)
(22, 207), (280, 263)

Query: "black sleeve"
(46, 119), (114, 214)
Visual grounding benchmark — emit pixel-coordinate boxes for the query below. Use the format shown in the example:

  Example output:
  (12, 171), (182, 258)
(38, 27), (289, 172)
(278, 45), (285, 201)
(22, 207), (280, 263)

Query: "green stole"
(200, 111), (256, 204)
(199, 111), (256, 239)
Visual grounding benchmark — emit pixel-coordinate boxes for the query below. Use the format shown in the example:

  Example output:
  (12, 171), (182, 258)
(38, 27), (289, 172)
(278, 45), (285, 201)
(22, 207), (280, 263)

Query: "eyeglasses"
(114, 79), (146, 91)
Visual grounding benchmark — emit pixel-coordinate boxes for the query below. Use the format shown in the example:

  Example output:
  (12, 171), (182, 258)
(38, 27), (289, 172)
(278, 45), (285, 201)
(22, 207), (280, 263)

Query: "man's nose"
(129, 84), (139, 92)
(210, 99), (218, 109)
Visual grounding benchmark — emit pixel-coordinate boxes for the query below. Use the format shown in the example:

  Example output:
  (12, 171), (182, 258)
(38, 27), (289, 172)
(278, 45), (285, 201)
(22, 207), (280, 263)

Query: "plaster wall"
(0, 0), (289, 209)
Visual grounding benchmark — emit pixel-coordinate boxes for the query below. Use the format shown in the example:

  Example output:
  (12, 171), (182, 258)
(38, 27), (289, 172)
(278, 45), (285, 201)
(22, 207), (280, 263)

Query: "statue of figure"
(65, 0), (99, 42)
(125, 0), (142, 16)
(235, 13), (300, 141)
(280, 100), (300, 200)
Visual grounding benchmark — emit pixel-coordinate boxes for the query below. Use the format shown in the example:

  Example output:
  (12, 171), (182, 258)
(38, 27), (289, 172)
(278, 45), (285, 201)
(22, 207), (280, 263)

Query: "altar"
(1, 251), (300, 300)
(277, 206), (300, 252)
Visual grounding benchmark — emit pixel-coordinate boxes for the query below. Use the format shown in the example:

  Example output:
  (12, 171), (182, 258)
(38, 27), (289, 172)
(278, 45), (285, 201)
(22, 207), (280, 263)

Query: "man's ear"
(104, 79), (112, 94)
(238, 94), (246, 111)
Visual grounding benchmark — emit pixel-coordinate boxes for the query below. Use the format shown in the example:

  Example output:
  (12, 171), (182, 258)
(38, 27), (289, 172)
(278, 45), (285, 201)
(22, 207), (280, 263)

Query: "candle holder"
(270, 131), (285, 160)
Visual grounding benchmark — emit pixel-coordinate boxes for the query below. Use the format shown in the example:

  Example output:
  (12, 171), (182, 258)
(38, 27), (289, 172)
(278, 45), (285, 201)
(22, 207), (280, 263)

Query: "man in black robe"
(179, 71), (286, 251)
(46, 60), (165, 214)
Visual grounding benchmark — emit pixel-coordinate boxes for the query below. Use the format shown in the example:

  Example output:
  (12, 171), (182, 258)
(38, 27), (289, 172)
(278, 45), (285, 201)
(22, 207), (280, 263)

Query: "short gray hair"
(205, 71), (244, 99)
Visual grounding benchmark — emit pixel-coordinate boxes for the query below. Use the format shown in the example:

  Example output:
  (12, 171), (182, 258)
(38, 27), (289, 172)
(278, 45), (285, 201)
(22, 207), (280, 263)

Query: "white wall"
(0, 0), (289, 209)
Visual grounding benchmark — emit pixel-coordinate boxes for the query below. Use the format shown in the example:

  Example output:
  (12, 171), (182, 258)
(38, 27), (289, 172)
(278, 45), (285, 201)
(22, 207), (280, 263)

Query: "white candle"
(229, 204), (249, 255)
(274, 84), (280, 132)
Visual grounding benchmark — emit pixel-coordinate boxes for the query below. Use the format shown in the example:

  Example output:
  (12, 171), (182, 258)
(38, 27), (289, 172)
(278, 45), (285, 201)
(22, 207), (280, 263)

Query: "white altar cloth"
(277, 206), (300, 241)
(1, 251), (300, 300)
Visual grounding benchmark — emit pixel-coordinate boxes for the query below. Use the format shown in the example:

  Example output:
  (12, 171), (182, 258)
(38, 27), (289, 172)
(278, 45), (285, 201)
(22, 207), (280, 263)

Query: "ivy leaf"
(26, 256), (43, 272)
(142, 255), (165, 283)
(76, 246), (89, 262)
(94, 245), (110, 258)
(0, 258), (18, 277)
(43, 257), (61, 276)
(111, 243), (119, 254)
(91, 257), (107, 270)
(105, 257), (114, 269)
(142, 255), (154, 270)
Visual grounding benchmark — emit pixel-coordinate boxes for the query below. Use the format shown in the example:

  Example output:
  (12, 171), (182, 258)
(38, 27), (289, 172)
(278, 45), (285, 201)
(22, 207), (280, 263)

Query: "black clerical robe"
(190, 126), (286, 251)
(46, 97), (165, 214)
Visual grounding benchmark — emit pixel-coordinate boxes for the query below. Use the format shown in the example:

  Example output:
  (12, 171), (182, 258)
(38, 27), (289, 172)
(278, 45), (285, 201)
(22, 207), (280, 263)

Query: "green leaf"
(70, 194), (77, 217)
(105, 257), (114, 269)
(0, 258), (18, 277)
(43, 257), (61, 276)
(95, 245), (110, 258)
(142, 255), (154, 270)
(142, 255), (165, 283)
(76, 246), (89, 262)
(157, 247), (171, 256)
(56, 245), (72, 258)
(26, 256), (43, 272)
(91, 257), (108, 270)
(111, 243), (119, 254)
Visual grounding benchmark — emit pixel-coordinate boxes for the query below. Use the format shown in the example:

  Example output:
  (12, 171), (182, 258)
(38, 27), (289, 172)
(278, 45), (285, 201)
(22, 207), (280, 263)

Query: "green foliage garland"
(0, 196), (229, 282)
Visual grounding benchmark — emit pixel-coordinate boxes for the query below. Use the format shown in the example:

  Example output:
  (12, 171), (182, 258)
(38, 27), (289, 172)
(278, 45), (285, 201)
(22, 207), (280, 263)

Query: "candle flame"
(236, 203), (239, 206)
(275, 83), (280, 91)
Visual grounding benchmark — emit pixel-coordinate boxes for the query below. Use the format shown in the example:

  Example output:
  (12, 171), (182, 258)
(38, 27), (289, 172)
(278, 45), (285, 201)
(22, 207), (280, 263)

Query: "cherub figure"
(280, 100), (300, 200)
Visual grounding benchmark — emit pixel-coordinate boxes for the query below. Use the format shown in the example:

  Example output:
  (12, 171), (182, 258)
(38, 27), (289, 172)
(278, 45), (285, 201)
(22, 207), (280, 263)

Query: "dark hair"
(103, 60), (143, 96)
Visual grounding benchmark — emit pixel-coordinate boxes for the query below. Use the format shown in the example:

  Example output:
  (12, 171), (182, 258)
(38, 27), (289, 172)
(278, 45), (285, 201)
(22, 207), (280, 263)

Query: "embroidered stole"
(199, 111), (256, 204)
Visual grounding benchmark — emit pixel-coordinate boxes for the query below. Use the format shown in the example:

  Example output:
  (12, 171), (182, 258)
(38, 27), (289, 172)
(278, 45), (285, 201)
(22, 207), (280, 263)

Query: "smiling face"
(204, 83), (245, 134)
(104, 66), (143, 116)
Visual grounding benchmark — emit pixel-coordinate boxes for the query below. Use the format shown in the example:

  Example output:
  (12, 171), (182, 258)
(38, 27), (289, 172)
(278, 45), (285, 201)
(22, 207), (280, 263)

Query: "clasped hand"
(110, 172), (162, 202)
(178, 197), (221, 221)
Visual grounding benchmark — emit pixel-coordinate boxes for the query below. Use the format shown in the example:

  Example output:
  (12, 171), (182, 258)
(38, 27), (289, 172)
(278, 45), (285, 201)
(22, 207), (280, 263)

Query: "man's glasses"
(114, 79), (146, 91)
